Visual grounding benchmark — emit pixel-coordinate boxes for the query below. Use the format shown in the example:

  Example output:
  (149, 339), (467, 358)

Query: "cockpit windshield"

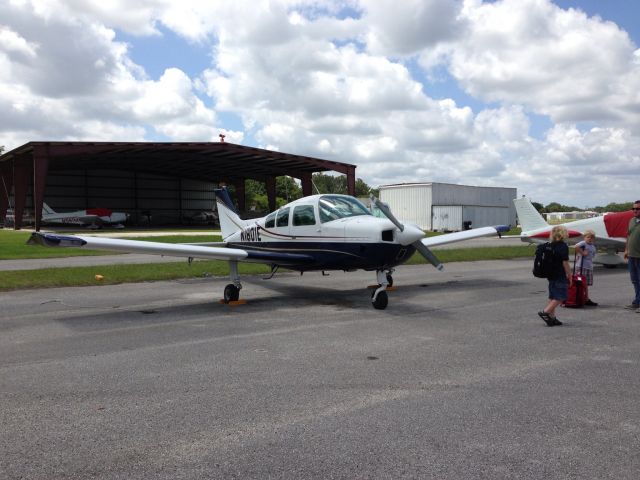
(318, 195), (372, 223)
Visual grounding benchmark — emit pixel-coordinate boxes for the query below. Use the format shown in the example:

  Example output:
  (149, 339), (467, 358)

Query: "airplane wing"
(27, 232), (315, 265)
(585, 237), (625, 249)
(421, 226), (508, 248)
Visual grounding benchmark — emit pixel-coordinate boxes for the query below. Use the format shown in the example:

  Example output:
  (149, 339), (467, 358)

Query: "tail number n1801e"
(240, 226), (261, 242)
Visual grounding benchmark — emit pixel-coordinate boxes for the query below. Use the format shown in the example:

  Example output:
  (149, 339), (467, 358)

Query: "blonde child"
(575, 230), (598, 306)
(538, 225), (572, 326)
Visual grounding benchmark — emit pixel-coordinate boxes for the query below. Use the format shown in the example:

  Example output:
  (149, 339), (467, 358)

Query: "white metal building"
(378, 182), (517, 231)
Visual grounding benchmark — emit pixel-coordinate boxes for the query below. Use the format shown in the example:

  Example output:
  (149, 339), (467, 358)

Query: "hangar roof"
(0, 141), (355, 182)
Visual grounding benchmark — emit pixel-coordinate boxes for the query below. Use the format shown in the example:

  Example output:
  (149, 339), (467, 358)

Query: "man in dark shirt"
(624, 200), (640, 311)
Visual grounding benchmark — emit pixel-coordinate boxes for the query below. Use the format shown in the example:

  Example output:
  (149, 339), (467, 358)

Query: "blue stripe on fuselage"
(228, 241), (417, 271)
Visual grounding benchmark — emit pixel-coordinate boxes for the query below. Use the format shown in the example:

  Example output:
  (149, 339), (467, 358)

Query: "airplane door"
(291, 205), (319, 241)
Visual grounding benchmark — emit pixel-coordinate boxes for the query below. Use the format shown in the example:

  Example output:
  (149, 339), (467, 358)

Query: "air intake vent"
(382, 229), (394, 242)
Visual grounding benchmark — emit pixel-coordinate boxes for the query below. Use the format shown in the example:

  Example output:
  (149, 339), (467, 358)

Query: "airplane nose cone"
(395, 224), (425, 245)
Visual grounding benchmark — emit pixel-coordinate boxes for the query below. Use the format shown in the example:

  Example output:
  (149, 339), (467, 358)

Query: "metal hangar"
(379, 182), (517, 231)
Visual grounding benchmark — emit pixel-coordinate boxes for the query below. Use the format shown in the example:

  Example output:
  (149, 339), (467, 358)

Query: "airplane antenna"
(1, 176), (12, 209)
(219, 134), (226, 143)
(311, 177), (320, 194)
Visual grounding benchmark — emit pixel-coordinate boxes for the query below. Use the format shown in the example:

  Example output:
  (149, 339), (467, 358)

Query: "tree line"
(531, 200), (635, 214)
(242, 173), (378, 212)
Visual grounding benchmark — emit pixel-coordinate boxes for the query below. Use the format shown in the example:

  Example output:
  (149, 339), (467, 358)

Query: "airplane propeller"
(370, 195), (444, 271)
(371, 195), (405, 232)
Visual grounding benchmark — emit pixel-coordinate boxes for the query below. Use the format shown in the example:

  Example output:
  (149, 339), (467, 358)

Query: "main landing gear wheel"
(371, 289), (388, 310)
(224, 284), (240, 303)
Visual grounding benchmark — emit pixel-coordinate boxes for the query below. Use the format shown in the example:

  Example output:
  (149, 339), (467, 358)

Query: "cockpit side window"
(292, 205), (316, 226)
(318, 195), (371, 223)
(276, 207), (290, 227)
(265, 212), (276, 228)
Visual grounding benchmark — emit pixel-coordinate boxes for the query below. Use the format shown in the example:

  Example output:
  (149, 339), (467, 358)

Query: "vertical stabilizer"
(214, 187), (247, 240)
(513, 197), (548, 232)
(42, 202), (56, 215)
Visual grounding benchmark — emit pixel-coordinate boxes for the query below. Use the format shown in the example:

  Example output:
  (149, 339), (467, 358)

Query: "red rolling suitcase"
(563, 252), (588, 308)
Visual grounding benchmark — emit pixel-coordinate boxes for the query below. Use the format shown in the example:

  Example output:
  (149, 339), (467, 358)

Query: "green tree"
(245, 179), (266, 197)
(312, 173), (375, 197)
(595, 202), (634, 212)
(532, 201), (545, 213)
(312, 173), (344, 194)
(244, 174), (376, 212)
(545, 202), (581, 213)
(276, 176), (302, 204)
(355, 178), (373, 197)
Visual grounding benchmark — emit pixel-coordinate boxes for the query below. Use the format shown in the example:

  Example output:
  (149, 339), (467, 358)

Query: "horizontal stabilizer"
(421, 226), (502, 248)
(28, 232), (248, 261)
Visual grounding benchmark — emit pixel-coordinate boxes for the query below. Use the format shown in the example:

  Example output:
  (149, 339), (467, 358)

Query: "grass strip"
(0, 245), (536, 291)
(0, 230), (222, 260)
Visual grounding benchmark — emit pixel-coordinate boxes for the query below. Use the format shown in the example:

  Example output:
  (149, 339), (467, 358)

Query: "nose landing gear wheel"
(224, 284), (240, 303)
(371, 289), (388, 310)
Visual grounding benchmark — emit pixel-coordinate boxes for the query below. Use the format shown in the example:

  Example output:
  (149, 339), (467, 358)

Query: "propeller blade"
(414, 241), (444, 271)
(370, 195), (404, 231)
(369, 196), (437, 265)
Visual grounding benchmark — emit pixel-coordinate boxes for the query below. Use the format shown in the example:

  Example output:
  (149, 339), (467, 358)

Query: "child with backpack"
(537, 225), (572, 326)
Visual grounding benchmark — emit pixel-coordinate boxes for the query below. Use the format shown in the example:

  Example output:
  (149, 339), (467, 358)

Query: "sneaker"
(550, 317), (563, 326)
(538, 311), (555, 327)
(624, 303), (639, 310)
(585, 299), (598, 307)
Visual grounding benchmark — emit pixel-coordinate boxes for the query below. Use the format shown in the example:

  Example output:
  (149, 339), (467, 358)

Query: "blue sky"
(1, 0), (639, 207)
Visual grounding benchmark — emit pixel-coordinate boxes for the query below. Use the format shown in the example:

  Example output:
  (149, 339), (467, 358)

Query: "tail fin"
(42, 202), (56, 215)
(214, 187), (249, 240)
(513, 197), (548, 232)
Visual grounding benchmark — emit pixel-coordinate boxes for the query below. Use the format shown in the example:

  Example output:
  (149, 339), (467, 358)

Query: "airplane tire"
(371, 290), (388, 310)
(224, 284), (240, 303)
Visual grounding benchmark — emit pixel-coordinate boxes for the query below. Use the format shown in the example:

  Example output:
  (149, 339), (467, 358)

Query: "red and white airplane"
(29, 188), (507, 309)
(514, 197), (634, 267)
(40, 202), (129, 228)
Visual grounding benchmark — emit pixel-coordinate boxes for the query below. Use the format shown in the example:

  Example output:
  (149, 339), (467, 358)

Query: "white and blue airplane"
(28, 188), (508, 309)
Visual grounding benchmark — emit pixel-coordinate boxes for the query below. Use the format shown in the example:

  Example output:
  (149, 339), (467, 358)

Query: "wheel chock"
(218, 299), (248, 306)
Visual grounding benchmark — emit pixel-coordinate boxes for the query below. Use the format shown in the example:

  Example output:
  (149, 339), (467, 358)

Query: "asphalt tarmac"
(1, 259), (639, 479)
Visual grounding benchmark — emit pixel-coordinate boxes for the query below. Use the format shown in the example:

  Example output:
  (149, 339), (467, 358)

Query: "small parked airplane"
(28, 188), (507, 309)
(40, 202), (129, 228)
(513, 197), (634, 267)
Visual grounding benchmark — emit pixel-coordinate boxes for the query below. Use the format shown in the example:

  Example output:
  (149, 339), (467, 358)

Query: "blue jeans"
(629, 257), (640, 306)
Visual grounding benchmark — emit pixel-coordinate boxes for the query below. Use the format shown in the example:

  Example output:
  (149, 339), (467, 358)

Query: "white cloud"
(434, 0), (640, 128)
(361, 0), (465, 56)
(0, 24), (38, 59)
(1, 0), (640, 207)
(0, 0), (229, 147)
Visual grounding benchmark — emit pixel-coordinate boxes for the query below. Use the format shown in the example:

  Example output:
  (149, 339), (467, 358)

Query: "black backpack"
(533, 242), (555, 278)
